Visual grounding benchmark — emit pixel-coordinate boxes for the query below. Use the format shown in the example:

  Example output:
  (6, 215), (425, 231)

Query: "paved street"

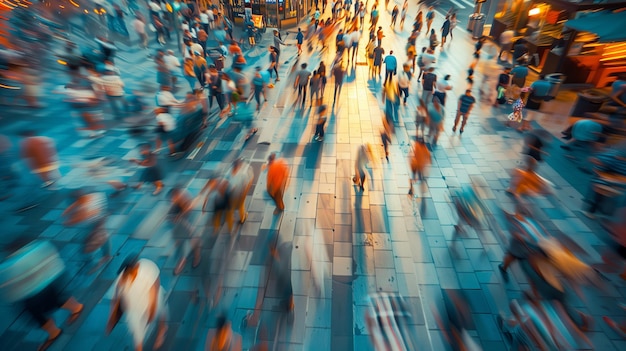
(1, 2), (625, 351)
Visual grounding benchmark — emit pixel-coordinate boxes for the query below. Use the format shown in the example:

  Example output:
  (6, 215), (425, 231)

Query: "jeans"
(399, 86), (409, 104)
(384, 69), (395, 85)
(208, 91), (225, 111)
(297, 84), (307, 106)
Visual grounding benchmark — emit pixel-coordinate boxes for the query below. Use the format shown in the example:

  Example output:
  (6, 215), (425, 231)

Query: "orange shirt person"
(19, 130), (60, 187)
(265, 153), (289, 215)
(408, 140), (431, 197)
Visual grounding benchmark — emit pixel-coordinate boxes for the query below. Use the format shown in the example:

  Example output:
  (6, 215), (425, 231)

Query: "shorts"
(23, 275), (68, 326)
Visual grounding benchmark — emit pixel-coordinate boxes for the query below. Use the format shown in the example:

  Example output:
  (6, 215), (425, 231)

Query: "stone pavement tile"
(473, 313), (502, 342)
(431, 247), (454, 268)
(375, 268), (398, 292)
(408, 235), (433, 263)
(332, 256), (352, 276)
(306, 298), (331, 329)
(457, 273), (481, 290)
(303, 327), (331, 351)
(373, 250), (394, 269)
(354, 246), (375, 276)
(436, 267), (461, 289)
(333, 242), (352, 257)
(397, 273), (420, 298)
(467, 248), (494, 272)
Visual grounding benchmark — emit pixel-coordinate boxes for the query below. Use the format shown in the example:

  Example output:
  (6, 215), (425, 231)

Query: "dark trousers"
(399, 86), (409, 104)
(384, 69), (394, 85)
(268, 66), (279, 79)
(208, 91), (225, 110)
(315, 117), (326, 137)
(297, 84), (307, 106)
(333, 83), (343, 102)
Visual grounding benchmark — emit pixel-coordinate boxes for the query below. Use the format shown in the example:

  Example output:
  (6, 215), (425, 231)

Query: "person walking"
(383, 77), (401, 124)
(449, 13), (458, 40)
(62, 189), (112, 272)
(427, 96), (445, 147)
(425, 6), (435, 36)
(452, 89), (476, 134)
(309, 70), (321, 106)
(318, 61), (328, 98)
(265, 153), (290, 214)
(272, 30), (288, 63)
(383, 50), (397, 86)
(332, 61), (346, 104)
(163, 50), (181, 87)
(19, 130), (61, 188)
(183, 57), (196, 89)
(101, 70), (127, 118)
(391, 5), (399, 28)
(106, 255), (168, 351)
(294, 63), (312, 107)
(353, 144), (373, 192)
(314, 104), (328, 141)
(370, 5), (379, 30)
(252, 67), (267, 112)
(154, 107), (177, 155)
(167, 187), (202, 275)
(421, 67), (437, 103)
(227, 158), (254, 225)
(349, 27), (361, 62)
(399, 0), (408, 30)
(498, 29), (514, 62)
(373, 44), (384, 78)
(441, 15), (451, 48)
(366, 39), (376, 78)
(268, 46), (280, 83)
(192, 51), (208, 88)
(130, 143), (163, 195)
(428, 29), (438, 52)
(397, 62), (411, 105)
(296, 27), (304, 55)
(132, 15), (148, 49)
(206, 65), (225, 113)
(506, 90), (529, 131)
(408, 139), (431, 197)
(376, 26), (384, 47)
(433, 74), (453, 106)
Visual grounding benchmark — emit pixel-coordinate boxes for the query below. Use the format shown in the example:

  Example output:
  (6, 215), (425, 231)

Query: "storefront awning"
(565, 11), (626, 43)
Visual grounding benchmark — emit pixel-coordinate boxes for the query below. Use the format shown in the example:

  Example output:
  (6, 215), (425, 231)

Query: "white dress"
(117, 259), (167, 347)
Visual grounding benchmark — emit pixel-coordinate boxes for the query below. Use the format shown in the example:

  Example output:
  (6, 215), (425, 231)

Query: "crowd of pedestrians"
(2, 1), (626, 350)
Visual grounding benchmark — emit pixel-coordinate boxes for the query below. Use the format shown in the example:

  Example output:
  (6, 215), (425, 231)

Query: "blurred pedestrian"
(366, 39), (376, 78)
(62, 189), (111, 272)
(353, 144), (373, 192)
(400, 1), (408, 30)
(294, 63), (311, 107)
(317, 61), (328, 98)
(434, 74), (452, 106)
(309, 70), (321, 106)
(268, 46), (280, 83)
(382, 77), (400, 124)
(373, 44), (384, 78)
(0, 240), (83, 351)
(407, 139), (431, 197)
(193, 51), (208, 87)
(183, 57), (197, 89)
(332, 61), (345, 104)
(168, 187), (202, 275)
(154, 107), (177, 156)
(506, 90), (529, 131)
(106, 255), (168, 351)
(252, 67), (267, 112)
(391, 5), (399, 28)
(398, 63), (411, 105)
(441, 15), (450, 48)
(380, 118), (392, 162)
(130, 143), (163, 195)
(425, 6), (435, 35)
(452, 89), (476, 134)
(314, 104), (328, 141)
(383, 50), (397, 86)
(296, 27), (304, 55)
(265, 153), (289, 214)
(421, 67), (437, 103)
(227, 158), (254, 224)
(427, 96), (445, 147)
(19, 130), (60, 187)
(429, 29), (438, 52)
(206, 65), (225, 113)
(449, 13), (458, 40)
(101, 70), (128, 118)
(132, 15), (148, 49)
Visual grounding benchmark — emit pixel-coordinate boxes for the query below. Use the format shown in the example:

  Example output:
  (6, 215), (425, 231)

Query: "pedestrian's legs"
(400, 87), (409, 104)
(254, 89), (262, 110)
(460, 113), (469, 131)
(453, 110), (461, 130)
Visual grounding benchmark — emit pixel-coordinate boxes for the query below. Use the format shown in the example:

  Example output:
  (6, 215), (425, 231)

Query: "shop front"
(550, 10), (626, 87)
(489, 0), (626, 79)
(222, 0), (309, 29)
